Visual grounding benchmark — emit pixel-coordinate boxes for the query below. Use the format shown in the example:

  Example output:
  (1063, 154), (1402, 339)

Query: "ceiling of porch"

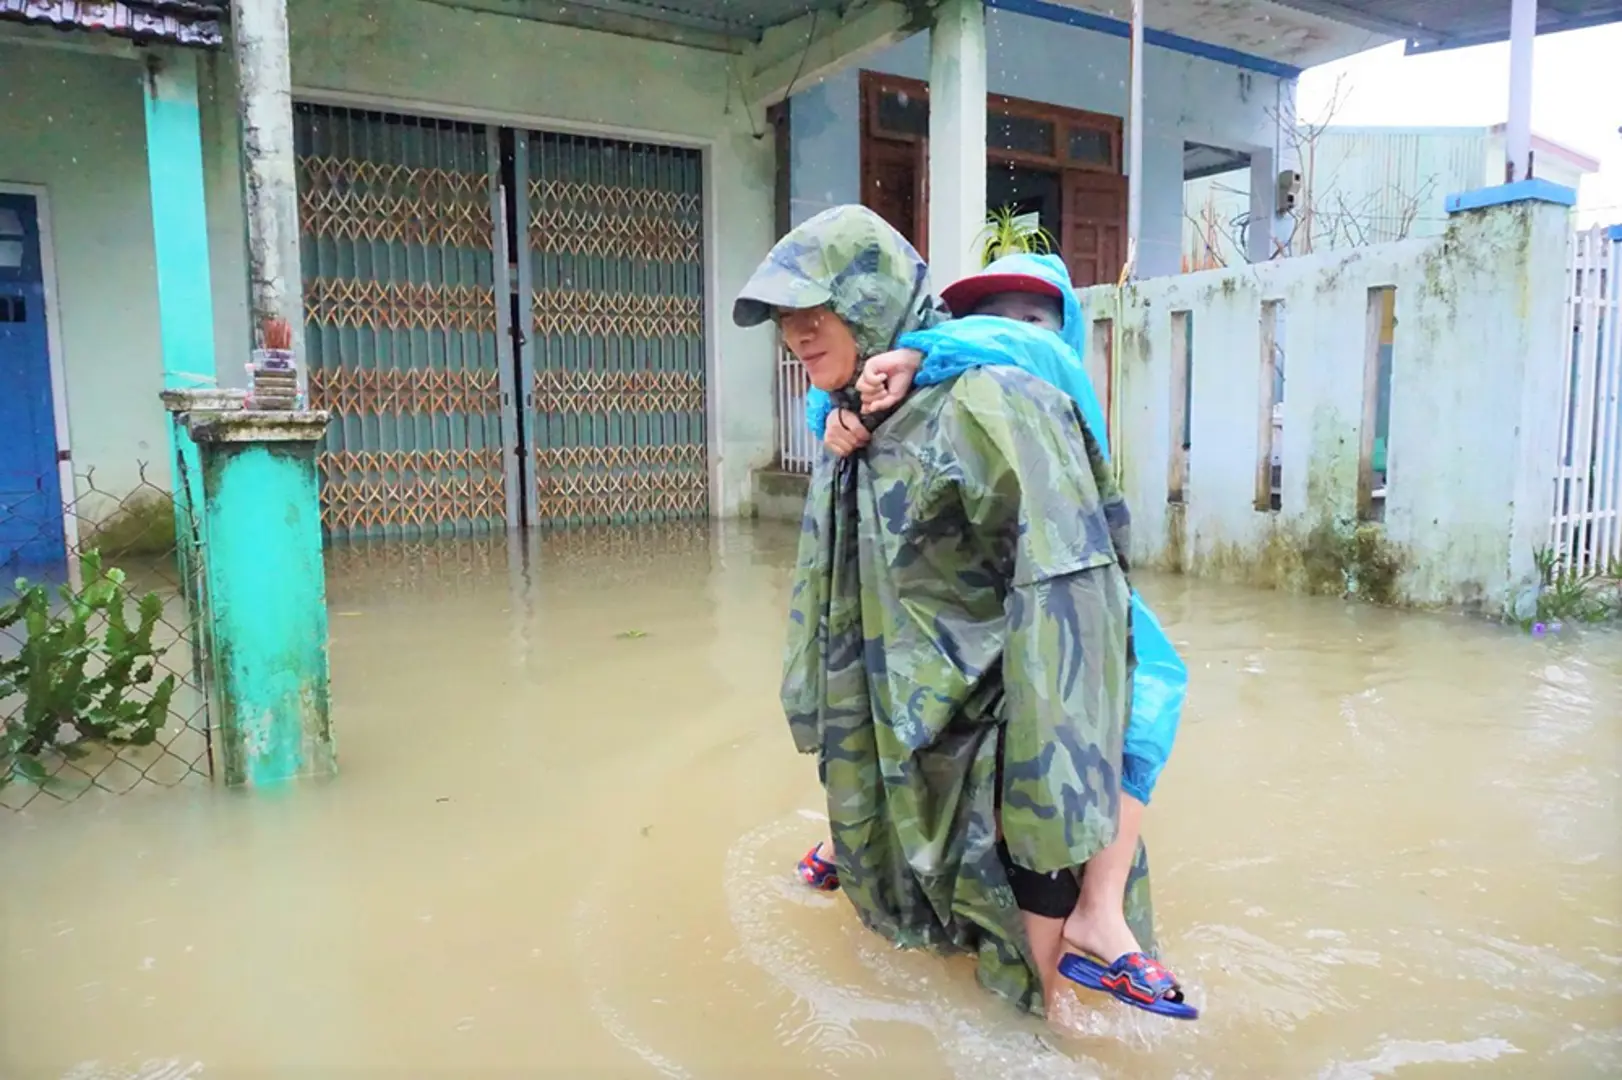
(1267, 0), (1622, 54)
(423, 0), (1622, 66)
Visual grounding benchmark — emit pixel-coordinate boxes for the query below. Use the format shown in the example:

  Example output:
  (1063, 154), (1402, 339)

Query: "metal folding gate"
(296, 105), (513, 542)
(518, 131), (708, 528)
(295, 106), (708, 541)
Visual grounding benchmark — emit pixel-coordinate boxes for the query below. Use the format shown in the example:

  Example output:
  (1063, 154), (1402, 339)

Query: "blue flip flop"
(1058, 951), (1199, 1020)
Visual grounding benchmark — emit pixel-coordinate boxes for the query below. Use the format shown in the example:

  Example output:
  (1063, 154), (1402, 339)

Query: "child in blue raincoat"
(799, 252), (1191, 1015)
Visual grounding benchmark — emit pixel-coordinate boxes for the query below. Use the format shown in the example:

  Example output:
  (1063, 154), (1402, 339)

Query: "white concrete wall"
(1087, 196), (1571, 611)
(282, 0), (778, 517)
(790, 8), (1293, 279)
(0, 43), (174, 505)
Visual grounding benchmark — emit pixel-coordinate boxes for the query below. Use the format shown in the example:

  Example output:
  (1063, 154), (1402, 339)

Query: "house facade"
(3, 0), (1615, 572)
(787, 0), (1310, 282)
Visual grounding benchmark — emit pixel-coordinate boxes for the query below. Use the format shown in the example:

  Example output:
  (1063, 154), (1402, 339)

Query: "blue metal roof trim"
(1608, 224), (1622, 242)
(984, 0), (1303, 80)
(1445, 180), (1578, 215)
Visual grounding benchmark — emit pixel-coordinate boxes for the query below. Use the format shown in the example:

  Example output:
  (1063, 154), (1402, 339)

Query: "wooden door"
(1062, 170), (1127, 287)
(861, 138), (927, 253)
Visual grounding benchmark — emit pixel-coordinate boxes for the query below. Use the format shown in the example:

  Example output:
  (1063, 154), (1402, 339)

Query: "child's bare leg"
(1020, 910), (1069, 1016)
(1061, 794), (1146, 961)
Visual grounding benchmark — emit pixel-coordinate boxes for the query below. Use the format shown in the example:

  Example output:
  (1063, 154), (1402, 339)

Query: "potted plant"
(977, 205), (1055, 266)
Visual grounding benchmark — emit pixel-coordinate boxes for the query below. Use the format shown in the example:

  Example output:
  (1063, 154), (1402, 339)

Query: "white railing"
(776, 343), (816, 474)
(1551, 225), (1622, 576)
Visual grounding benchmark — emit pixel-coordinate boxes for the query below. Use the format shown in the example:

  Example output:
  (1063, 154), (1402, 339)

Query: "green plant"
(1522, 547), (1622, 630)
(977, 205), (1054, 267)
(0, 551), (177, 789)
(82, 492), (177, 558)
(1300, 515), (1406, 604)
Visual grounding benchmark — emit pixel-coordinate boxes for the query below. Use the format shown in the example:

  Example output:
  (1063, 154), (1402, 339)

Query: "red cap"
(939, 271), (1063, 317)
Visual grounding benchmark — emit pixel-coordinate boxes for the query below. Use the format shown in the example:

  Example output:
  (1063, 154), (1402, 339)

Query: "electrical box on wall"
(1277, 170), (1302, 213)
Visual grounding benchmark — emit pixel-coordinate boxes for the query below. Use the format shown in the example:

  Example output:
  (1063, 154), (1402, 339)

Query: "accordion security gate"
(518, 132), (708, 528)
(294, 105), (708, 541)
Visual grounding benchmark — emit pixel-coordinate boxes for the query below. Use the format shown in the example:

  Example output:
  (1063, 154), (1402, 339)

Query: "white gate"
(776, 343), (816, 474)
(1551, 225), (1622, 575)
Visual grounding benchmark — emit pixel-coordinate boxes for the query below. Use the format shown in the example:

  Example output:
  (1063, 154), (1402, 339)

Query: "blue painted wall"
(790, 8), (1294, 279)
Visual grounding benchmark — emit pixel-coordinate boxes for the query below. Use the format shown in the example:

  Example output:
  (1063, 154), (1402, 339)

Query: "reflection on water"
(2, 522), (1618, 1078)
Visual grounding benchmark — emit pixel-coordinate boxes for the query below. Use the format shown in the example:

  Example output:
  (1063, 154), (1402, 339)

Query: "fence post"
(1441, 179), (1575, 608)
(182, 407), (336, 787)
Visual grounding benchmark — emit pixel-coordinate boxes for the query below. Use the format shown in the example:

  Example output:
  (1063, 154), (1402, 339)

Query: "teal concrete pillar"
(184, 409), (337, 787)
(144, 50), (220, 612)
(161, 388), (246, 697)
(144, 49), (217, 390)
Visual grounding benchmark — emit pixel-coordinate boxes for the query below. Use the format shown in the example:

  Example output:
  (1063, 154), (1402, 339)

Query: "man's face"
(777, 306), (860, 391)
(973, 291), (1063, 331)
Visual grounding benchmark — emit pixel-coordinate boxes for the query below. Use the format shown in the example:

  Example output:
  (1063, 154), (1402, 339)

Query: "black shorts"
(991, 723), (1080, 919)
(998, 838), (1081, 919)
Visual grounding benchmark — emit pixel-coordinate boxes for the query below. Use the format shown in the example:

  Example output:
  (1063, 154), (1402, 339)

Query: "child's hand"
(824, 408), (871, 457)
(857, 349), (922, 413)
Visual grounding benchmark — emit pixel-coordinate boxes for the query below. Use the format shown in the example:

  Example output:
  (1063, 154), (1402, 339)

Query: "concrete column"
(927, 0), (986, 288)
(1442, 181), (1574, 605)
(143, 49), (218, 390)
(144, 48), (224, 608)
(1247, 149), (1277, 262)
(1505, 0), (1537, 182)
(230, 0), (304, 368)
(1125, 0), (1144, 275)
(183, 408), (336, 787)
(160, 388), (248, 696)
(1258, 78), (1303, 260)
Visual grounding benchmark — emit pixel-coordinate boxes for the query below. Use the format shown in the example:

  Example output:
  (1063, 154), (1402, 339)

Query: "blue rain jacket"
(804, 252), (1186, 804)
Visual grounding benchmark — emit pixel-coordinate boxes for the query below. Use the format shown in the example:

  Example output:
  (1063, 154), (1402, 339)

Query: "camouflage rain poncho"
(735, 206), (1154, 1014)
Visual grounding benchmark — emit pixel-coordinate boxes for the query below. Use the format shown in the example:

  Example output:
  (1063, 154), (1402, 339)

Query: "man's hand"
(856, 348), (922, 414)
(824, 408), (871, 457)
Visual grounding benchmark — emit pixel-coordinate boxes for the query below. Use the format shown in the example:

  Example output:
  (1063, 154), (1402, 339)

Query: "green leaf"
(13, 754), (49, 786)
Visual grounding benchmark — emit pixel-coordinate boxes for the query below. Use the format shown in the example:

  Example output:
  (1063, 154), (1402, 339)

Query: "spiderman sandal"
(797, 843), (840, 891)
(1058, 951), (1198, 1020)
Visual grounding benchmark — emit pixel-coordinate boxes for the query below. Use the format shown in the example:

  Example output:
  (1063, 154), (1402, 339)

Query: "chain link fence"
(1, 463), (212, 812)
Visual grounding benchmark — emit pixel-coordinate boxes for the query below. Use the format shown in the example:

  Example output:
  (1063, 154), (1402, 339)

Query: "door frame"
(0, 181), (79, 558)
(857, 71), (1127, 284)
(292, 85), (723, 520)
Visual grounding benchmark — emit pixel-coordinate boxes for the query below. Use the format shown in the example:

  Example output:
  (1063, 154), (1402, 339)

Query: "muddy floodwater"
(2, 522), (1619, 1079)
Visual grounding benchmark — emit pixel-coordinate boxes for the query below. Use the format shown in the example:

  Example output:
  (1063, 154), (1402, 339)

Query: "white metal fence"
(776, 343), (816, 473)
(1552, 225), (1622, 575)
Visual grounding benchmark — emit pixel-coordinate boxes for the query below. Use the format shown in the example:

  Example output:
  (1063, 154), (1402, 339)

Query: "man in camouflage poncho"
(734, 206), (1154, 1015)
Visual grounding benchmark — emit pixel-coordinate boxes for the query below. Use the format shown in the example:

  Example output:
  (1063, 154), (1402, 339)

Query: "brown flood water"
(2, 521), (1619, 1079)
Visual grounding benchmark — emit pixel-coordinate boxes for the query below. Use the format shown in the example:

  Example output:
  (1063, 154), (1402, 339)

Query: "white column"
(928, 0), (987, 288)
(231, 0), (304, 369)
(1505, 0), (1536, 182)
(1126, 0), (1144, 276)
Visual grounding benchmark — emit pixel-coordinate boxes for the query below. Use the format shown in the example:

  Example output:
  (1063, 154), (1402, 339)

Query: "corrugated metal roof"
(1266, 0), (1622, 53)
(0, 0), (225, 47)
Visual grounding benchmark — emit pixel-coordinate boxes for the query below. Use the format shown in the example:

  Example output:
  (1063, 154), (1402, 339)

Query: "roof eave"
(0, 0), (225, 48)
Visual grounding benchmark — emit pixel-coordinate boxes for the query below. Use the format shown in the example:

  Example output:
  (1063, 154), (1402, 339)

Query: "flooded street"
(2, 521), (1618, 1079)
